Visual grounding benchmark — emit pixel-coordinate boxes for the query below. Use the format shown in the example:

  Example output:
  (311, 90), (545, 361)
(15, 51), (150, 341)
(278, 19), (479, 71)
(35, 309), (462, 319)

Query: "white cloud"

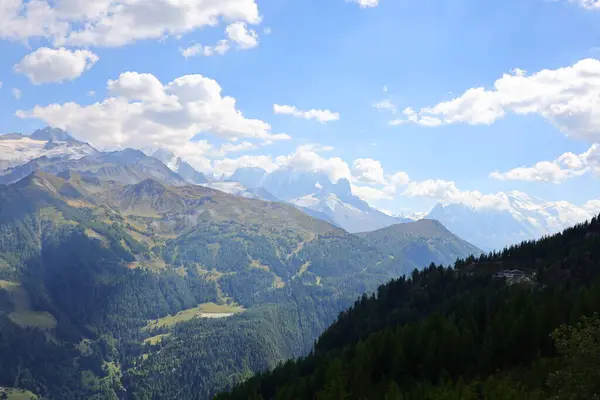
(567, 0), (600, 10)
(17, 71), (289, 155)
(181, 40), (231, 58)
(213, 141), (260, 157)
(273, 104), (340, 123)
(403, 179), (510, 210)
(349, 159), (409, 202)
(351, 184), (394, 203)
(180, 21), (258, 58)
(14, 47), (98, 84)
(88, 90), (96, 96)
(226, 22), (259, 49)
(207, 144), (350, 181)
(373, 98), (397, 114)
(275, 145), (351, 182)
(490, 144), (599, 183)
(0, 0), (261, 47)
(352, 158), (387, 185)
(12, 88), (22, 99)
(389, 171), (410, 186)
(347, 0), (380, 8)
(107, 71), (172, 103)
(212, 155), (278, 176)
(584, 199), (600, 214)
(396, 59), (600, 142)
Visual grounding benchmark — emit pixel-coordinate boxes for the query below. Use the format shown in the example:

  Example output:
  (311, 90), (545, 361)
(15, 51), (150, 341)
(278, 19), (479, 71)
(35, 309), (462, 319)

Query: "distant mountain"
(217, 214), (600, 400)
(226, 167), (410, 232)
(0, 127), (97, 171)
(428, 191), (593, 250)
(30, 126), (76, 142)
(149, 148), (208, 185)
(202, 181), (280, 202)
(0, 167), (501, 399)
(261, 169), (354, 202)
(227, 167), (267, 188)
(357, 219), (482, 269)
(0, 170), (410, 399)
(0, 149), (188, 186)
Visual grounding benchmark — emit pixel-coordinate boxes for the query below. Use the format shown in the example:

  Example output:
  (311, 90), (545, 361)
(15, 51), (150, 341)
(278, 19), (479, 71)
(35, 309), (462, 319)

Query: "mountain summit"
(0, 127), (97, 171)
(30, 127), (75, 142)
(428, 191), (593, 250)
(226, 167), (410, 232)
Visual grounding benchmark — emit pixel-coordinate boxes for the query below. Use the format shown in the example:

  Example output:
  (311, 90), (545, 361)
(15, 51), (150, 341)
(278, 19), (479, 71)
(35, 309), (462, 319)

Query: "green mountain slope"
(0, 170), (486, 399)
(357, 219), (482, 269)
(0, 172), (387, 399)
(217, 216), (600, 400)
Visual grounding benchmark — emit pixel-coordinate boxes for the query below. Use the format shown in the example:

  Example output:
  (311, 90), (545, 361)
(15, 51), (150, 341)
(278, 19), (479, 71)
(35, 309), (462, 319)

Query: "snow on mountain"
(148, 148), (208, 185)
(288, 191), (406, 233)
(227, 167), (267, 188)
(224, 166), (410, 233)
(0, 129), (97, 171)
(202, 181), (279, 202)
(427, 190), (595, 251)
(406, 212), (428, 221)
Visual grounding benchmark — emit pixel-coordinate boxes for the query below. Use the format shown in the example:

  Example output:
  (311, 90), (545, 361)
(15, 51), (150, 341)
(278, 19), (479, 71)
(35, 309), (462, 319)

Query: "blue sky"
(1, 0), (600, 215)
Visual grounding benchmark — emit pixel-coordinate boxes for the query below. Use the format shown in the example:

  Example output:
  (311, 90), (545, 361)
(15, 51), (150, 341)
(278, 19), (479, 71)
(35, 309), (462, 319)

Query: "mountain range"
(0, 127), (97, 170)
(217, 213), (600, 400)
(1, 127), (595, 252)
(0, 161), (480, 399)
(427, 191), (594, 250)
(220, 166), (412, 232)
(1, 126), (597, 400)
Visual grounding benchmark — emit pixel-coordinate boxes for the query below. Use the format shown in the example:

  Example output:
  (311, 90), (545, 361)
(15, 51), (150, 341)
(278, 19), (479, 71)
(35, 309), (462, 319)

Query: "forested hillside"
(218, 215), (600, 400)
(357, 219), (482, 270)
(0, 171), (479, 399)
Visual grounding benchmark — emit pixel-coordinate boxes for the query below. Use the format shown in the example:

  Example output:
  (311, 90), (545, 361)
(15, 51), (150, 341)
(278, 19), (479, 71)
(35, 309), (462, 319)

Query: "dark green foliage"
(217, 216), (600, 400)
(2, 172), (446, 399)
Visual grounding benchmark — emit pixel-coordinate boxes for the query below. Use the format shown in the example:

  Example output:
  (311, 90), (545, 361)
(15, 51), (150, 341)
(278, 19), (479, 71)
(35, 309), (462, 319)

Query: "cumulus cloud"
(389, 171), (410, 186)
(395, 59), (600, 143)
(212, 155), (278, 176)
(352, 158), (387, 185)
(567, 0), (600, 10)
(276, 145), (351, 182)
(12, 88), (22, 99)
(180, 21), (258, 59)
(351, 184), (395, 203)
(181, 40), (230, 58)
(373, 99), (397, 114)
(274, 104), (340, 123)
(403, 179), (510, 210)
(14, 47), (98, 84)
(584, 199), (600, 215)
(490, 144), (599, 183)
(17, 71), (289, 156)
(347, 0), (380, 8)
(205, 144), (351, 182)
(0, 0), (261, 47)
(226, 22), (259, 49)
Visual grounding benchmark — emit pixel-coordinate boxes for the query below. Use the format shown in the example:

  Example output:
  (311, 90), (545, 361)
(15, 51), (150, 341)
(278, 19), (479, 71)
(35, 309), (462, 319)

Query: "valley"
(0, 132), (484, 399)
(0, 128), (597, 399)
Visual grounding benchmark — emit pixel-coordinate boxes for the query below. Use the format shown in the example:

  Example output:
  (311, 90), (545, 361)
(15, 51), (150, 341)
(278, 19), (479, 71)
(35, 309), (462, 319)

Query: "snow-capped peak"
(427, 193), (596, 251)
(0, 132), (98, 171)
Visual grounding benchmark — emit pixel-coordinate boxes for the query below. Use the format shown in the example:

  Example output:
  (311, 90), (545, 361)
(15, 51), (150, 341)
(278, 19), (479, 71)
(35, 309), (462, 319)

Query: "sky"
(1, 0), (600, 216)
